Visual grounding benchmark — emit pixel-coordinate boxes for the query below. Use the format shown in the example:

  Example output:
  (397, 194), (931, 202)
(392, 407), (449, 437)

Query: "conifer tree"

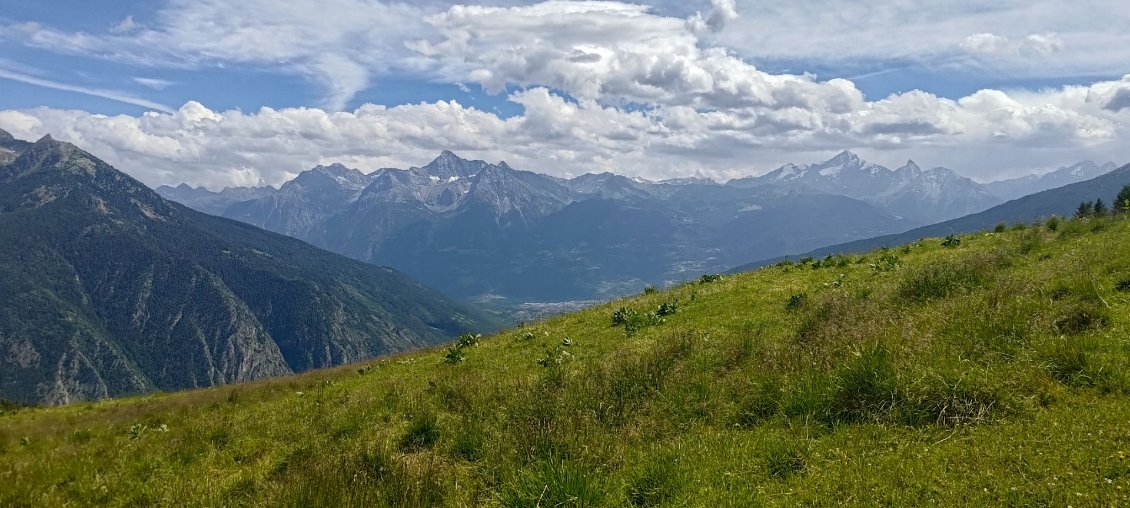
(1116, 185), (1130, 214)
(1075, 201), (1094, 218)
(1094, 198), (1108, 216)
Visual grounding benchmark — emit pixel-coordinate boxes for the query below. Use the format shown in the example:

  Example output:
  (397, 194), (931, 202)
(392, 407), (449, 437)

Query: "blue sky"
(1, 0), (1128, 188)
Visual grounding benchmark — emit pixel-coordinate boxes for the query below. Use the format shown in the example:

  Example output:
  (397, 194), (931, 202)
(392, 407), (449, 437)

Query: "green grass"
(3, 215), (1130, 506)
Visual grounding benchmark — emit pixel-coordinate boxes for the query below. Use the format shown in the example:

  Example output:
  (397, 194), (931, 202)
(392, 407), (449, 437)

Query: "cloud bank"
(1, 0), (1129, 187)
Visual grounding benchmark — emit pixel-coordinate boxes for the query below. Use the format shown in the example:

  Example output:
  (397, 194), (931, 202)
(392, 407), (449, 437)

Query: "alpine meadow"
(2, 212), (1130, 505)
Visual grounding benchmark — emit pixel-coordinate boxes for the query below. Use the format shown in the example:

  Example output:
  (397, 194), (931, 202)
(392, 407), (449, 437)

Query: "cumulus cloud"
(412, 1), (863, 114)
(688, 0), (739, 33)
(1, 0), (1128, 186)
(2, 77), (1128, 189)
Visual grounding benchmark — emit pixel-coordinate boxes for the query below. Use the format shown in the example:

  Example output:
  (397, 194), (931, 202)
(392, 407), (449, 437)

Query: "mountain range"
(160, 150), (1043, 302)
(0, 130), (495, 405)
(733, 161), (1130, 271)
(728, 151), (1003, 224)
(985, 161), (1119, 201)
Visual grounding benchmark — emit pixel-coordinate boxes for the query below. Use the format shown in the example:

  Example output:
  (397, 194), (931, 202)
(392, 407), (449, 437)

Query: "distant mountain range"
(164, 150), (978, 301)
(728, 151), (1003, 224)
(0, 130), (495, 405)
(159, 151), (940, 302)
(733, 162), (1130, 272)
(159, 150), (1122, 302)
(985, 161), (1119, 201)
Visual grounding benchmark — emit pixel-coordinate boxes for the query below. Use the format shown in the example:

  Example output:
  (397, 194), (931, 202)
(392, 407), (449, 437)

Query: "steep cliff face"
(0, 130), (496, 405)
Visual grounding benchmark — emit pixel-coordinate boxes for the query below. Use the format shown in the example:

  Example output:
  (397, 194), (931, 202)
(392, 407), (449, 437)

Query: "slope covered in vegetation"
(0, 133), (496, 405)
(2, 215), (1129, 506)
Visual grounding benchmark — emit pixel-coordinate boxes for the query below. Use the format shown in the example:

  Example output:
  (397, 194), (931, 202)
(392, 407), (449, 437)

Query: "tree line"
(1076, 184), (1130, 218)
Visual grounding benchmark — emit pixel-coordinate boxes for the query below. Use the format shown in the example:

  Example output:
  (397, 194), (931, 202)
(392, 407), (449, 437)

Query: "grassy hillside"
(2, 215), (1130, 506)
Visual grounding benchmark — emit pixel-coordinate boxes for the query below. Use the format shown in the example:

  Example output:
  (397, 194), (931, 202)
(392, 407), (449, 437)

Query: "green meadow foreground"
(2, 217), (1130, 507)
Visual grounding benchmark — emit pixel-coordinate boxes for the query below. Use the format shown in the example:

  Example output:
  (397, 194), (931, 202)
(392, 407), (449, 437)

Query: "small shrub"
(1045, 216), (1061, 232)
(613, 306), (666, 336)
(784, 293), (807, 312)
(537, 346), (573, 367)
(699, 274), (723, 284)
(642, 286), (658, 295)
(443, 345), (466, 364)
(994, 223), (1007, 233)
(1115, 279), (1130, 292)
(399, 412), (440, 452)
(869, 251), (900, 272)
(457, 333), (482, 348)
(941, 235), (961, 248)
(612, 307), (638, 327)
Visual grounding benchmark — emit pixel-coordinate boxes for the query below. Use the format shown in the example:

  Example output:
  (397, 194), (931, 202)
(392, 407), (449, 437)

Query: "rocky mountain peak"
(828, 150), (861, 166)
(422, 151), (489, 179)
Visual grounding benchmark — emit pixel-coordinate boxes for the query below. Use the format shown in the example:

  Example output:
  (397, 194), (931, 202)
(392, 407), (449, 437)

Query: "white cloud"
(0, 66), (174, 113)
(133, 77), (174, 90)
(687, 0), (738, 33)
(412, 1), (864, 114)
(2, 77), (1128, 189)
(2, 0), (434, 110)
(960, 32), (1063, 57)
(715, 0), (1130, 79)
(110, 15), (140, 35)
(959, 33), (1011, 56)
(1, 0), (1129, 187)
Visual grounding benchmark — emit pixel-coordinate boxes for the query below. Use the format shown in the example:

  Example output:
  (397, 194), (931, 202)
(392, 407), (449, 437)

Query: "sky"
(0, 0), (1129, 189)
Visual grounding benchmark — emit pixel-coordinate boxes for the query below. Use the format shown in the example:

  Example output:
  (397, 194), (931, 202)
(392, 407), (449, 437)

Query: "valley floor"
(2, 216), (1129, 506)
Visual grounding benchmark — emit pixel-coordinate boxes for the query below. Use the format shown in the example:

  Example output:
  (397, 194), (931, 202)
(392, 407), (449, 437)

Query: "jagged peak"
(0, 128), (14, 143)
(827, 150), (861, 165)
(35, 134), (55, 144)
(426, 150), (467, 167)
(310, 162), (357, 175)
